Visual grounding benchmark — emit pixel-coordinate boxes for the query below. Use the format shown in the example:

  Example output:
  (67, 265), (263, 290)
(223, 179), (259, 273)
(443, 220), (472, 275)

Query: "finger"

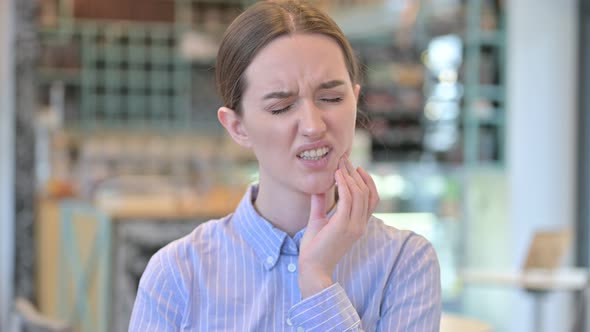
(302, 193), (329, 248)
(343, 158), (369, 203)
(342, 158), (368, 220)
(341, 167), (366, 223)
(338, 158), (366, 223)
(334, 168), (352, 220)
(357, 167), (380, 213)
(342, 157), (366, 190)
(339, 156), (351, 171)
(337, 157), (357, 191)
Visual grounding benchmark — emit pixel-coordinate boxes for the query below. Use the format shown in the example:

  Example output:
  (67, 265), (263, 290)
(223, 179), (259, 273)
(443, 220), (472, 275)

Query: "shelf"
(365, 110), (423, 120)
(464, 30), (505, 47)
(35, 0), (505, 166)
(39, 68), (81, 84)
(464, 84), (504, 103)
(465, 111), (505, 127)
(329, 4), (402, 40)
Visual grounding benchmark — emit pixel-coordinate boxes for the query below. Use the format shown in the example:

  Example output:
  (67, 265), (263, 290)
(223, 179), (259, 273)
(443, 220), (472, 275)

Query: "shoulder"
(365, 215), (439, 271)
(153, 213), (233, 258)
(139, 214), (234, 289)
(366, 215), (434, 250)
(367, 217), (442, 329)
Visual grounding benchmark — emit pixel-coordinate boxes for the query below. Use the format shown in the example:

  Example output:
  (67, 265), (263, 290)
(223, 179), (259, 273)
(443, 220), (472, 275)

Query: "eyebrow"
(262, 80), (346, 100)
(263, 91), (295, 100)
(318, 80), (346, 90)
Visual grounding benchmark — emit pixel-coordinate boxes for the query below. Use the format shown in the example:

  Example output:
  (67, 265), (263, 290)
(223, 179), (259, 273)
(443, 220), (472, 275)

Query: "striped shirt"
(129, 184), (441, 331)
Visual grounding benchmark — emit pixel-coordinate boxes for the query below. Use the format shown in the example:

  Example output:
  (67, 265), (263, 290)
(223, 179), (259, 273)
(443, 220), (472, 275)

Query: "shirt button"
(297, 327), (305, 332)
(286, 318), (292, 326)
(287, 263), (297, 272)
(266, 256), (274, 264)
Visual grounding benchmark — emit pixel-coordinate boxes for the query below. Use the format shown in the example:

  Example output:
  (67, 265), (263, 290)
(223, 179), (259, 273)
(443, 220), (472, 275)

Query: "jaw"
(297, 169), (337, 194)
(259, 164), (335, 196)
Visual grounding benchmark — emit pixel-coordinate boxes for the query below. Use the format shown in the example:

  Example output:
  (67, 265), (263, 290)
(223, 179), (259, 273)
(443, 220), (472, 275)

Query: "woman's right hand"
(298, 157), (380, 299)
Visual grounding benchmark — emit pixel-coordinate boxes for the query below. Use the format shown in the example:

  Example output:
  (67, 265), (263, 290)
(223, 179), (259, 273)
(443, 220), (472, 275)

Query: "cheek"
(247, 119), (293, 153)
(340, 109), (358, 150)
(335, 107), (357, 134)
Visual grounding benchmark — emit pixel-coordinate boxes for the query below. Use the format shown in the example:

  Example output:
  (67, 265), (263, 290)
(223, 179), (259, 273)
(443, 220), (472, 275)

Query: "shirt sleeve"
(287, 233), (441, 332)
(128, 250), (187, 332)
(377, 234), (442, 332)
(287, 283), (362, 331)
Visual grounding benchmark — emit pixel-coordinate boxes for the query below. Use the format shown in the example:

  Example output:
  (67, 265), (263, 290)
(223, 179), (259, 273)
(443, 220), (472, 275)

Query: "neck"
(254, 178), (336, 237)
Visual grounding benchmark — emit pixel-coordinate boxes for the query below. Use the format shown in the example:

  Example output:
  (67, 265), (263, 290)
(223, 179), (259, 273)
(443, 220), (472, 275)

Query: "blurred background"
(0, 0), (588, 331)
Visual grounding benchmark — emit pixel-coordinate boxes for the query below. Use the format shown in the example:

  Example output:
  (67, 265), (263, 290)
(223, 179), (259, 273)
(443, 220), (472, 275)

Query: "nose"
(298, 101), (327, 139)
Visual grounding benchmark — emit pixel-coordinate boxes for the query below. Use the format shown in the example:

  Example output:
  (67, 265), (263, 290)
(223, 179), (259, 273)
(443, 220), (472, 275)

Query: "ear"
(353, 84), (361, 103)
(218, 107), (252, 149)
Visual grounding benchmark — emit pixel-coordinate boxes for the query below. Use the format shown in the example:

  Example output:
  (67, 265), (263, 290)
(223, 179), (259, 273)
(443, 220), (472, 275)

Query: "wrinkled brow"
(263, 91), (295, 100)
(318, 80), (345, 90)
(262, 80), (346, 100)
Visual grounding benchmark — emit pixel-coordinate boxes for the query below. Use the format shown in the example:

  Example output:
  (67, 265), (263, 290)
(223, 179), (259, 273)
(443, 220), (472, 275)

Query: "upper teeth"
(299, 147), (329, 160)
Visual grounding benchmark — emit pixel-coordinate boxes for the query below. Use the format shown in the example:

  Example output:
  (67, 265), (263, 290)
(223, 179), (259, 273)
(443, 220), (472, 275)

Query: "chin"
(299, 176), (335, 195)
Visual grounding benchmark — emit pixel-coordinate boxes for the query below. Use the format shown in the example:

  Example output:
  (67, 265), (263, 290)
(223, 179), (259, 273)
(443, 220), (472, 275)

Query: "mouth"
(297, 146), (331, 161)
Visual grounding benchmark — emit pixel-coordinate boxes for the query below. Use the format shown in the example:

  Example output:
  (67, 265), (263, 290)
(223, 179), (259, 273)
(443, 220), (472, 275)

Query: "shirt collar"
(232, 184), (338, 271)
(233, 184), (289, 270)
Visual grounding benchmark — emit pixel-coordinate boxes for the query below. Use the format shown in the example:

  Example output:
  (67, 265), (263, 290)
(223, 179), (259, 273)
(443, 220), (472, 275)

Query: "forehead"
(243, 33), (350, 93)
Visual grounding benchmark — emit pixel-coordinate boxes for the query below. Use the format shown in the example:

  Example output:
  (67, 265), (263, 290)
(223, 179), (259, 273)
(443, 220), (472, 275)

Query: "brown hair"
(215, 0), (360, 114)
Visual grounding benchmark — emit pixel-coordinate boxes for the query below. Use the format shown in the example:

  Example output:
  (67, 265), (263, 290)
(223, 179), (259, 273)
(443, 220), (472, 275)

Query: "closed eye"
(271, 104), (293, 115)
(321, 97), (343, 103)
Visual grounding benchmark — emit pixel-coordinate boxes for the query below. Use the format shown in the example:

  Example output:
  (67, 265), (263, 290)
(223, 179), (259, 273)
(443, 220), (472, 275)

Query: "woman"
(129, 1), (441, 331)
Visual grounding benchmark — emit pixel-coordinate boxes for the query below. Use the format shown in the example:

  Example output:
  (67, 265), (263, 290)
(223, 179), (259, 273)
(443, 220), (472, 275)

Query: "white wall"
(507, 0), (578, 331)
(0, 0), (15, 330)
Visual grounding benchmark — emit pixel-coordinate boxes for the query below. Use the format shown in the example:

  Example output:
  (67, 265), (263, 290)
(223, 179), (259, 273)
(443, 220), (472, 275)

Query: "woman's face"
(233, 33), (359, 195)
